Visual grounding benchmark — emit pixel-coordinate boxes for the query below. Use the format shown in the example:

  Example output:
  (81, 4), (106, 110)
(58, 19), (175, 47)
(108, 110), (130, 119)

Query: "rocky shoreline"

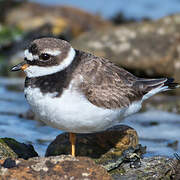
(0, 126), (179, 179)
(0, 1), (180, 179)
(1, 155), (179, 180)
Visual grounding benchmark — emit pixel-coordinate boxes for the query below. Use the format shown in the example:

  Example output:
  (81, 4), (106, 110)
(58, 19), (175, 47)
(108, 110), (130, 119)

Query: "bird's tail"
(136, 78), (179, 101)
(163, 78), (179, 89)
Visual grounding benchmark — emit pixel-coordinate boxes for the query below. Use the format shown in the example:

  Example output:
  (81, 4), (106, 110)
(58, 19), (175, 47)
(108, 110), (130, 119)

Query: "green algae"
(0, 138), (38, 160)
(0, 138), (18, 159)
(0, 25), (23, 45)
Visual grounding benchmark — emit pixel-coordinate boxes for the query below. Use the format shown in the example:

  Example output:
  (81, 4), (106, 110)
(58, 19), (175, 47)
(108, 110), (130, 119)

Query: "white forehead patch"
(43, 49), (61, 56)
(24, 49), (39, 61)
(24, 49), (33, 61)
(24, 47), (76, 78)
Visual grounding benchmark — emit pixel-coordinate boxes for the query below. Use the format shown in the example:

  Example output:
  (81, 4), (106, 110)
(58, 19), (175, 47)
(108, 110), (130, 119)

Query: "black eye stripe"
(26, 60), (36, 65)
(29, 44), (38, 54)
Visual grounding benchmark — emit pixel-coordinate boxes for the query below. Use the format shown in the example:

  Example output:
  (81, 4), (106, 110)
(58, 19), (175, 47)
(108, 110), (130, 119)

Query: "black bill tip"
(11, 65), (21, 72)
(11, 61), (27, 72)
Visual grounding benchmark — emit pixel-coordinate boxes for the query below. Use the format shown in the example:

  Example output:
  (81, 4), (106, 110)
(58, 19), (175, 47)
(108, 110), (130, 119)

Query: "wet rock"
(72, 14), (180, 94)
(0, 139), (17, 159)
(0, 155), (112, 180)
(0, 155), (178, 180)
(100, 144), (146, 172)
(174, 153), (180, 179)
(0, 138), (38, 160)
(4, 2), (110, 38)
(46, 125), (138, 160)
(2, 158), (16, 169)
(167, 140), (178, 151)
(111, 156), (178, 179)
(45, 133), (177, 179)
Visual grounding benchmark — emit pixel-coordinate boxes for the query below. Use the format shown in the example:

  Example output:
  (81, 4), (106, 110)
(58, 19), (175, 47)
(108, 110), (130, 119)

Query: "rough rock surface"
(72, 14), (180, 94)
(46, 125), (138, 160)
(0, 154), (179, 180)
(0, 155), (112, 180)
(0, 138), (38, 160)
(111, 156), (179, 180)
(174, 153), (180, 180)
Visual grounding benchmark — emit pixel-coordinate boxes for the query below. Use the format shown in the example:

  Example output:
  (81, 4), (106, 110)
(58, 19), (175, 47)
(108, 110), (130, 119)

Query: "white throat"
(24, 47), (76, 78)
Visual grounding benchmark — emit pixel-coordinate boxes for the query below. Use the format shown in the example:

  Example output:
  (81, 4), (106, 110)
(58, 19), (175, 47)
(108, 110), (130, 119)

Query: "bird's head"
(11, 38), (76, 77)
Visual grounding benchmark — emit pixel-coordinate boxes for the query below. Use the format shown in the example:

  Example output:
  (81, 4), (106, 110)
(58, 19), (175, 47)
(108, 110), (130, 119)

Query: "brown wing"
(78, 53), (141, 109)
(76, 52), (171, 109)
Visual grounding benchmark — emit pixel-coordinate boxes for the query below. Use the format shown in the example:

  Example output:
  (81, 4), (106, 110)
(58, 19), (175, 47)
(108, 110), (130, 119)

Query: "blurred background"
(0, 0), (180, 157)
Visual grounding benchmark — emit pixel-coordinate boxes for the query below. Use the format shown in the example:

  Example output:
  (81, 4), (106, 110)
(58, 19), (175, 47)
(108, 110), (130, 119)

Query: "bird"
(11, 37), (179, 157)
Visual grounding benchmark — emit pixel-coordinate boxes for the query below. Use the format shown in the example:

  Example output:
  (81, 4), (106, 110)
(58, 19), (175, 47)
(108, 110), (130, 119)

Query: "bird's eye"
(40, 53), (51, 61)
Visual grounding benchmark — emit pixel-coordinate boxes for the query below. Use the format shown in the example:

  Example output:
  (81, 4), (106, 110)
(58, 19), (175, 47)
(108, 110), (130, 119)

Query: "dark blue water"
(30, 0), (180, 20)
(0, 78), (60, 156)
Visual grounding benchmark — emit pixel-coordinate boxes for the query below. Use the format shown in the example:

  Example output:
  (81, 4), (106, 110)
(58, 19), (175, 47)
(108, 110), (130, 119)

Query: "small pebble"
(2, 158), (16, 169)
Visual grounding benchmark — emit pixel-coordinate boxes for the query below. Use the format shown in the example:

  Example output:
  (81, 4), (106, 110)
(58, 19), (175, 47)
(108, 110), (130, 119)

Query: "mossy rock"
(0, 138), (17, 159)
(0, 138), (38, 160)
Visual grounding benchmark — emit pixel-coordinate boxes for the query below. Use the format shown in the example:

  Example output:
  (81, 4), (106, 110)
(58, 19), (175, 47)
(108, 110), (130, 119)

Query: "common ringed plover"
(11, 38), (179, 156)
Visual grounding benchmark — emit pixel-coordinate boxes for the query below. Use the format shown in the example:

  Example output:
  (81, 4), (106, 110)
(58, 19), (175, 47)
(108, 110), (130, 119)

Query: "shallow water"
(0, 77), (180, 157)
(30, 0), (180, 20)
(125, 111), (180, 157)
(0, 78), (60, 155)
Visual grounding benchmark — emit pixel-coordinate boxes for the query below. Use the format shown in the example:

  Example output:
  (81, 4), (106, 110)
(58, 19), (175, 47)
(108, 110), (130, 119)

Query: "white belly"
(24, 86), (142, 133)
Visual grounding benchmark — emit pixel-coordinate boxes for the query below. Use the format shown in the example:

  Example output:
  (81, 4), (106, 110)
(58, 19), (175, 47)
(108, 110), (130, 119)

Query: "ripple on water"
(0, 79), (60, 156)
(125, 110), (180, 157)
(0, 89), (29, 115)
(0, 114), (60, 156)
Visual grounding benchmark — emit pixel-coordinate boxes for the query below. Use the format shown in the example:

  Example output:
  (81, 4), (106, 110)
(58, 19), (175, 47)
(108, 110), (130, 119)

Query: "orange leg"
(69, 133), (76, 157)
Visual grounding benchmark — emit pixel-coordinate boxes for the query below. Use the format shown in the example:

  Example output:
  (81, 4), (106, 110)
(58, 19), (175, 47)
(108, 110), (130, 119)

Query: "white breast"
(24, 83), (142, 133)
